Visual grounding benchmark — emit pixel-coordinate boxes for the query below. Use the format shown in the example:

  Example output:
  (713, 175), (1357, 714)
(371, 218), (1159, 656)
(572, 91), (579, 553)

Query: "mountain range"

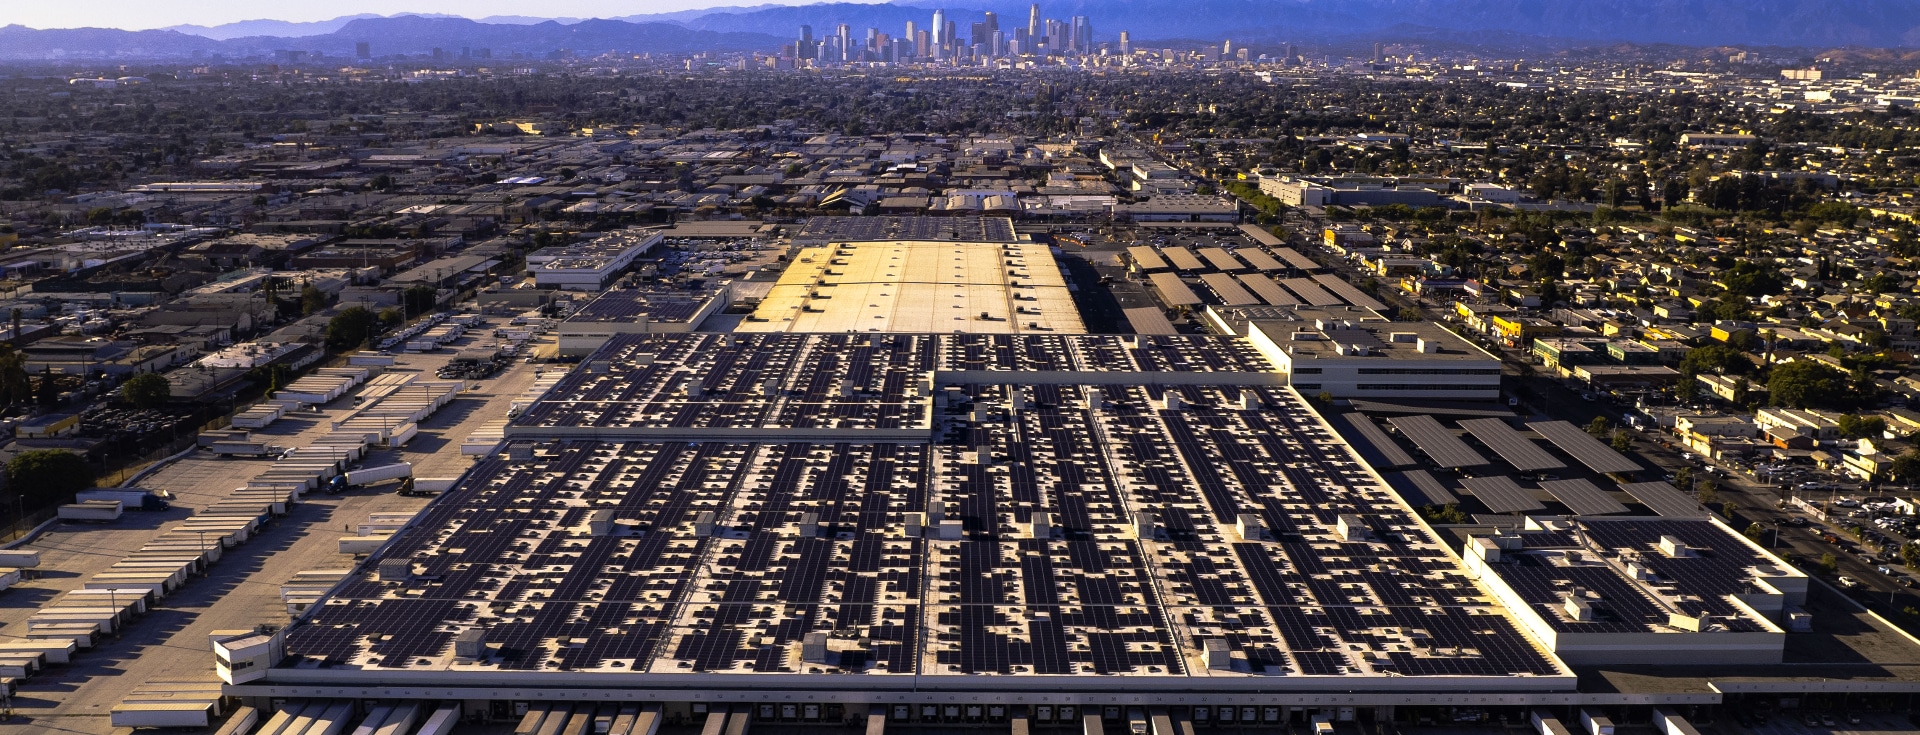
(8, 0), (1920, 61)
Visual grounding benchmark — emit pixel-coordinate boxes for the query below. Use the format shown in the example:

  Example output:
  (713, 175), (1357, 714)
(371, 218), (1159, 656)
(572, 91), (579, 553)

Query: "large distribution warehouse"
(208, 232), (1920, 735)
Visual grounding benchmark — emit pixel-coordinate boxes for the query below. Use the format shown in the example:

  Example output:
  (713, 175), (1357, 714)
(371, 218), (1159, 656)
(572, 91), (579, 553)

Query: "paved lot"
(0, 335), (548, 735)
(1745, 713), (1920, 735)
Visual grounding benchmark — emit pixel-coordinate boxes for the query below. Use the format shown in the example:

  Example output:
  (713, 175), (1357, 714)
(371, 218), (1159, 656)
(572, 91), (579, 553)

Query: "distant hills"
(9, 0), (1920, 61)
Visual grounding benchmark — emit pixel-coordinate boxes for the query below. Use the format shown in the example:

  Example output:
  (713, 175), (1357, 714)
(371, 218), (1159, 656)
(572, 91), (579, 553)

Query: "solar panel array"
(1456, 419), (1566, 473)
(568, 288), (715, 324)
(1310, 275), (1386, 311)
(283, 335), (1567, 685)
(1388, 415), (1490, 468)
(1537, 479), (1629, 516)
(1278, 278), (1344, 307)
(1382, 470), (1459, 507)
(794, 216), (1017, 245)
(1527, 421), (1642, 474)
(1476, 517), (1794, 634)
(1458, 477), (1545, 514)
(1335, 413), (1418, 468)
(1618, 482), (1708, 519)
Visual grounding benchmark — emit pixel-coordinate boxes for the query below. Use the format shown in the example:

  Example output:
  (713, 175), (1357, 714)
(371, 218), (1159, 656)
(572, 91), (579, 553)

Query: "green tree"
(35, 367), (59, 408)
(0, 343), (29, 407)
(1819, 552), (1839, 575)
(1587, 416), (1611, 437)
(1674, 466), (1694, 493)
(119, 372), (171, 409)
(1745, 522), (1766, 544)
(1768, 360), (1850, 409)
(7, 449), (94, 510)
(1678, 344), (1753, 376)
(1696, 477), (1718, 506)
(1722, 260), (1785, 297)
(1893, 451), (1920, 486)
(1420, 504), (1469, 524)
(1611, 429), (1634, 452)
(1838, 414), (1889, 439)
(324, 307), (378, 353)
(401, 285), (439, 317)
(299, 285), (327, 316)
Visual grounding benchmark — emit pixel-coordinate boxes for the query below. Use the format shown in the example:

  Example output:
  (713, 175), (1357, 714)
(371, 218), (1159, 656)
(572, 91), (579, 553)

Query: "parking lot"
(0, 331), (549, 734)
(1743, 712), (1920, 735)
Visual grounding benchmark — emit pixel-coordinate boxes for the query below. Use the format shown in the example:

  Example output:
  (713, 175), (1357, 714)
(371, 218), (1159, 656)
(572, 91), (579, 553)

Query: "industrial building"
(555, 286), (732, 356)
(218, 334), (1589, 722)
(527, 231), (663, 290)
(741, 239), (1083, 334)
(1242, 306), (1503, 400)
(211, 333), (1920, 729)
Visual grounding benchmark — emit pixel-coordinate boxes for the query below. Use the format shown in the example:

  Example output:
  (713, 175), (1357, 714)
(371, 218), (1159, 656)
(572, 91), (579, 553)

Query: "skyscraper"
(1118, 30), (1130, 55)
(1027, 5), (1041, 42)
(797, 25), (814, 58)
(931, 9), (946, 50)
(838, 24), (852, 61)
(1071, 16), (1090, 54)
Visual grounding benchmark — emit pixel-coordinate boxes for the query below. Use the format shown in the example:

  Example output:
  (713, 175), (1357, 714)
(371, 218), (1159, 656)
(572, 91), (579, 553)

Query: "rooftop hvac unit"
(377, 558), (413, 582)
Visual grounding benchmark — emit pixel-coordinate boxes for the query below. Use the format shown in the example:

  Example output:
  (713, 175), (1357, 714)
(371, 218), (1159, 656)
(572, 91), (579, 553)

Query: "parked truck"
(57, 500), (123, 522)
(344, 462), (413, 487)
(407, 477), (459, 497)
(75, 488), (169, 512)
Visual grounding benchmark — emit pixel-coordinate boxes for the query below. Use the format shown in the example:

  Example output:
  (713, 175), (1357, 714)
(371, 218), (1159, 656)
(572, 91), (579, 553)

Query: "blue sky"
(4, 0), (860, 31)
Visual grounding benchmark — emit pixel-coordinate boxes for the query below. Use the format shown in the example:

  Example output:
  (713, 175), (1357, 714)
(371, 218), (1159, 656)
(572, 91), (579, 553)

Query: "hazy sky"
(4, 0), (858, 31)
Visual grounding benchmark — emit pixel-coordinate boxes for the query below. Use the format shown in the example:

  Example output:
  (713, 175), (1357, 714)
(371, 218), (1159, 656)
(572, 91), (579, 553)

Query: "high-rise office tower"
(838, 24), (853, 61)
(983, 12), (999, 35)
(797, 25), (814, 58)
(1027, 5), (1041, 41)
(1012, 27), (1030, 54)
(904, 21), (916, 50)
(915, 29), (930, 57)
(943, 20), (958, 55)
(931, 9), (946, 49)
(1118, 30), (1130, 55)
(1071, 16), (1090, 53)
(1373, 42), (1383, 63)
(991, 30), (1005, 57)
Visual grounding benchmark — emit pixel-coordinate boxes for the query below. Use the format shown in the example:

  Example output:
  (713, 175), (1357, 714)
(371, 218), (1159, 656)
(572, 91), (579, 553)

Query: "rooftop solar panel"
(1273, 248), (1322, 271)
(1527, 421), (1641, 474)
(1127, 246), (1170, 272)
(1235, 248), (1285, 272)
(1235, 274), (1299, 306)
(1160, 247), (1207, 272)
(1538, 479), (1629, 516)
(1237, 224), (1284, 248)
(1618, 481), (1708, 519)
(1383, 470), (1459, 507)
(1388, 415), (1490, 468)
(1147, 273), (1202, 306)
(1197, 247), (1247, 272)
(1459, 477), (1546, 514)
(1336, 413), (1418, 468)
(1199, 273), (1261, 306)
(1457, 419), (1566, 473)
(1310, 274), (1386, 310)
(1278, 278), (1344, 307)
